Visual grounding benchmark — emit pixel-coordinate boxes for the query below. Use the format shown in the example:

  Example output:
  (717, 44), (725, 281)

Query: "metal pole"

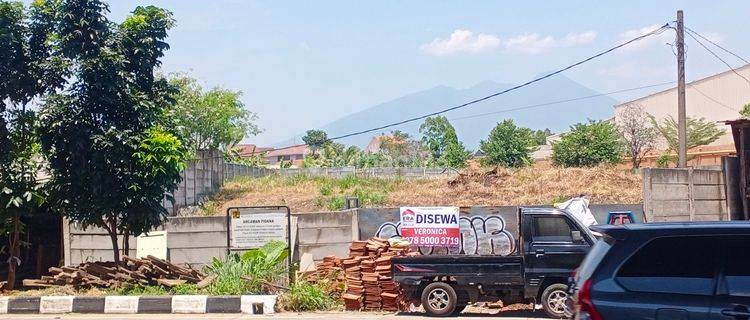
(677, 10), (688, 167)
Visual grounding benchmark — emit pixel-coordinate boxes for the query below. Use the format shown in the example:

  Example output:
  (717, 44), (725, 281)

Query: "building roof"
(266, 144), (309, 157)
(615, 64), (750, 109)
(235, 144), (273, 157)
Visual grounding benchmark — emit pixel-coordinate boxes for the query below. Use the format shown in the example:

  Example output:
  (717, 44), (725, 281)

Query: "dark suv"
(571, 222), (750, 320)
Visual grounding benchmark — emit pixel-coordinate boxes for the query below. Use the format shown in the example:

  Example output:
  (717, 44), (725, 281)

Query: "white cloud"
(420, 29), (501, 57)
(504, 31), (597, 54)
(618, 24), (673, 51)
(421, 29), (597, 56)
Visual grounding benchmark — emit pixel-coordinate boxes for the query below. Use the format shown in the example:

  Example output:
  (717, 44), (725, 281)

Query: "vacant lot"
(197, 164), (642, 215)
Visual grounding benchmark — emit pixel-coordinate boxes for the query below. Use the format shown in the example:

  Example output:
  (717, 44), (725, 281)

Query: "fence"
(164, 150), (225, 215)
(642, 168), (728, 222)
(63, 204), (644, 266)
(276, 166), (458, 178)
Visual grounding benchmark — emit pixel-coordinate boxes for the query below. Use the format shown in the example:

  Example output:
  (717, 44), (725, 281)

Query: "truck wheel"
(421, 282), (458, 317)
(541, 284), (572, 319)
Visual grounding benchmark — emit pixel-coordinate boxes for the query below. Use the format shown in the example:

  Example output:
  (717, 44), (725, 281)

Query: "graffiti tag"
(374, 215), (516, 256)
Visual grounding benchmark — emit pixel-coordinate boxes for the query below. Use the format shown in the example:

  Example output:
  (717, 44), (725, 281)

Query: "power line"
(684, 29), (750, 85)
(687, 84), (740, 112)
(685, 27), (749, 64)
(268, 23), (671, 152)
(447, 81), (676, 122)
(327, 24), (671, 141)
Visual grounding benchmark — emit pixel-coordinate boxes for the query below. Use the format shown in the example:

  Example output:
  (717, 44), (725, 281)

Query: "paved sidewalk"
(3, 311), (550, 320)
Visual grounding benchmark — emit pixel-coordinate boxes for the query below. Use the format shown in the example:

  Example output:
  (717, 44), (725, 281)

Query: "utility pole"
(677, 10), (688, 167)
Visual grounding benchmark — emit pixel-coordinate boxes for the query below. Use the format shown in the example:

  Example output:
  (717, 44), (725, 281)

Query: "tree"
(419, 116), (470, 168)
(168, 74), (260, 152)
(479, 120), (538, 167)
(552, 120), (624, 167)
(0, 0), (65, 289)
(741, 103), (750, 118)
(531, 128), (553, 146)
(38, 1), (187, 263)
(649, 115), (725, 153)
(301, 129), (328, 156)
(379, 131), (431, 167)
(617, 104), (657, 169)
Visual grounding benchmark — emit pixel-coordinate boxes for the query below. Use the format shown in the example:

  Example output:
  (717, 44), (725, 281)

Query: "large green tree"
(0, 0), (66, 289)
(419, 116), (470, 168)
(552, 120), (624, 167)
(38, 1), (187, 263)
(301, 129), (328, 156)
(479, 120), (538, 167)
(168, 74), (260, 151)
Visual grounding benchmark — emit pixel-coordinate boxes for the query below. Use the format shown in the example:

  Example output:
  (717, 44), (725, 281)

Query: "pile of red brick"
(340, 237), (417, 311)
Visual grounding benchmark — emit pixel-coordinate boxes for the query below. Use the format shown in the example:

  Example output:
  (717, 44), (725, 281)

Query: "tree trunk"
(104, 217), (120, 264)
(122, 227), (130, 259)
(6, 212), (21, 290)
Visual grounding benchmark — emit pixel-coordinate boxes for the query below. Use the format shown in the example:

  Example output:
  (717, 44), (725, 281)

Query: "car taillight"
(577, 279), (602, 320)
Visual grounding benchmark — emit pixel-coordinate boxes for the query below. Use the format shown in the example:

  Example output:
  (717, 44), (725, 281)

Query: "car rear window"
(616, 236), (716, 296)
(720, 236), (750, 297)
(576, 239), (612, 283)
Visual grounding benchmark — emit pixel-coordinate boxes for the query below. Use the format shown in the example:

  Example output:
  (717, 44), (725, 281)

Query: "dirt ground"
(197, 163), (642, 215)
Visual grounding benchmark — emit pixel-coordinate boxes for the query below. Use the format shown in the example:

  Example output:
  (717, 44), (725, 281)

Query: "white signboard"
(136, 231), (167, 259)
(230, 208), (288, 249)
(400, 206), (460, 247)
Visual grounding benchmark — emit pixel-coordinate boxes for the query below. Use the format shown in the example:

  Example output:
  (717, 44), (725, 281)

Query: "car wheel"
(541, 283), (572, 319)
(421, 282), (458, 317)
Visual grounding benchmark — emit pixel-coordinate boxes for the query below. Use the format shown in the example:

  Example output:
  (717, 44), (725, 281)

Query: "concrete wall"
(642, 168), (728, 222)
(64, 210), (359, 267)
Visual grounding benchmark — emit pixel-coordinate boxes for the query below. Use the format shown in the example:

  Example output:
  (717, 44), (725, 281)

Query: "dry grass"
(197, 164), (642, 215)
(6, 286), (108, 297)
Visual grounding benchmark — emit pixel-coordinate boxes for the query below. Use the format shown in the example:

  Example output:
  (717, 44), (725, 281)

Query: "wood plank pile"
(340, 237), (418, 312)
(22, 255), (205, 289)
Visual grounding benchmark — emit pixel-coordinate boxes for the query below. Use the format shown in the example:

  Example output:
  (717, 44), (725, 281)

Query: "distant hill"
(276, 74), (618, 150)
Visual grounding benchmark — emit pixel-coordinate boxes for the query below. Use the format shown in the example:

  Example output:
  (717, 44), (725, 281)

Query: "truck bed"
(391, 255), (524, 286)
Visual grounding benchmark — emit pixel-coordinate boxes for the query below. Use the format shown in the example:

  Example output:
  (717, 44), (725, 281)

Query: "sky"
(95, 1), (750, 145)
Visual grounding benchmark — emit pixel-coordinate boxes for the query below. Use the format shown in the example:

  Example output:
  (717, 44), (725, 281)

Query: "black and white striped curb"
(0, 295), (277, 314)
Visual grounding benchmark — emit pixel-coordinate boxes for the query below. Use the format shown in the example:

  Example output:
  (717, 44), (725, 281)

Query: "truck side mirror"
(571, 230), (584, 243)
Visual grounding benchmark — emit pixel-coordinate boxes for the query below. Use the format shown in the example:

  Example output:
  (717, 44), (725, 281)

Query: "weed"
(280, 280), (340, 312)
(326, 197), (345, 211)
(319, 184), (333, 196)
(204, 240), (288, 295)
(171, 284), (199, 295)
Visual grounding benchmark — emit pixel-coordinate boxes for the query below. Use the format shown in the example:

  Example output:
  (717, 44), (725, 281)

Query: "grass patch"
(279, 280), (341, 312)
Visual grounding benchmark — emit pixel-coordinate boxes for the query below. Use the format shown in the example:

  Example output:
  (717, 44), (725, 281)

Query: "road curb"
(0, 295), (277, 314)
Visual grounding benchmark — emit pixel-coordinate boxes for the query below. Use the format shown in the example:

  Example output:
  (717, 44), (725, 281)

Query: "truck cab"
(392, 207), (595, 318)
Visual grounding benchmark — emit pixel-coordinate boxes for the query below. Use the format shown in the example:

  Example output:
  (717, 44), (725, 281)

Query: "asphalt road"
(3, 311), (550, 320)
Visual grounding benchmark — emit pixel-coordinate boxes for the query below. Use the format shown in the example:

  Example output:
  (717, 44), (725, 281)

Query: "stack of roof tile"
(338, 237), (416, 312)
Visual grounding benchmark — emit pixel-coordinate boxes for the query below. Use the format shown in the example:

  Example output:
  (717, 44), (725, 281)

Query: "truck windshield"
(575, 239), (612, 283)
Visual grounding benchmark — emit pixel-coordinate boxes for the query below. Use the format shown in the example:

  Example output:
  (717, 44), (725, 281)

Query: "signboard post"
(226, 206), (292, 277)
(399, 206), (460, 247)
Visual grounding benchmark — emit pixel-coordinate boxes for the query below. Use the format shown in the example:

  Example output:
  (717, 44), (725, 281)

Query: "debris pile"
(23, 255), (206, 289)
(339, 237), (417, 312)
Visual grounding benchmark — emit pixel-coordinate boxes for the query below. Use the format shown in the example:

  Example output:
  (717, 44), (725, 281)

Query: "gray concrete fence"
(642, 168), (728, 222)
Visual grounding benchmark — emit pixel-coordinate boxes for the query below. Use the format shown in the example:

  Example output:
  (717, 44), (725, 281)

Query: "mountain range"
(277, 74), (620, 150)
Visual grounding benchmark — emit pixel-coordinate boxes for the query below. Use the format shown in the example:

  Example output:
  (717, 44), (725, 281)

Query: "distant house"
(265, 145), (309, 167)
(234, 144), (273, 158)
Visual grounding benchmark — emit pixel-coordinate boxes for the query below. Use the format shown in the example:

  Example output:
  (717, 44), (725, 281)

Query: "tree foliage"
(741, 103), (750, 118)
(479, 120), (538, 168)
(419, 116), (470, 168)
(649, 115), (725, 153)
(617, 104), (657, 169)
(37, 0), (187, 262)
(301, 129), (329, 155)
(552, 120), (624, 167)
(531, 128), (553, 146)
(167, 74), (260, 151)
(0, 0), (67, 289)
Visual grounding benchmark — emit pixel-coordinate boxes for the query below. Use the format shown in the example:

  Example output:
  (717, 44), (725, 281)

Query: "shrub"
(204, 240), (288, 295)
(280, 281), (339, 312)
(479, 120), (538, 167)
(552, 120), (624, 167)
